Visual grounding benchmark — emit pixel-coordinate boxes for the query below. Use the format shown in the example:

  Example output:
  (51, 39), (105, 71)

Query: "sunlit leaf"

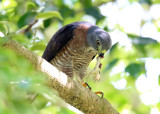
(26, 1), (37, 11)
(154, 19), (160, 32)
(93, 0), (112, 6)
(152, 0), (160, 4)
(2, 0), (17, 9)
(158, 75), (160, 86)
(33, 95), (49, 109)
(157, 103), (160, 110)
(36, 11), (63, 20)
(0, 21), (17, 34)
(30, 41), (46, 51)
(11, 34), (30, 47)
(145, 43), (160, 58)
(0, 22), (8, 35)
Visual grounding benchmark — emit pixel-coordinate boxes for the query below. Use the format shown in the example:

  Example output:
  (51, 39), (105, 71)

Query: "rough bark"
(3, 39), (119, 114)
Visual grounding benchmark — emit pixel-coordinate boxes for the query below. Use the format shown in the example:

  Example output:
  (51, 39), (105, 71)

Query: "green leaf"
(152, 0), (160, 4)
(145, 43), (160, 58)
(26, 1), (37, 11)
(36, 11), (63, 20)
(30, 41), (46, 51)
(0, 22), (8, 35)
(11, 34), (30, 47)
(159, 75), (160, 86)
(0, 47), (47, 114)
(109, 43), (119, 54)
(17, 12), (37, 28)
(157, 103), (160, 110)
(125, 63), (144, 78)
(81, 0), (92, 7)
(132, 38), (158, 45)
(84, 7), (105, 21)
(0, 21), (17, 34)
(128, 34), (158, 45)
(139, 0), (152, 5)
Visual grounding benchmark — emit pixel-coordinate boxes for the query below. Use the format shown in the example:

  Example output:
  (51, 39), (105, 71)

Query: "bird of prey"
(42, 21), (111, 95)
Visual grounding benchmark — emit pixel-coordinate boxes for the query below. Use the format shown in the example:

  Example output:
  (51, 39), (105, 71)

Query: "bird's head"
(86, 26), (112, 58)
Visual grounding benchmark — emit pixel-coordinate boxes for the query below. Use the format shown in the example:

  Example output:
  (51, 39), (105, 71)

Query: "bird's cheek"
(101, 50), (106, 54)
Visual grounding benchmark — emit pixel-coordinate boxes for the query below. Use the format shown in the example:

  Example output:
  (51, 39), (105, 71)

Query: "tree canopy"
(0, 0), (160, 113)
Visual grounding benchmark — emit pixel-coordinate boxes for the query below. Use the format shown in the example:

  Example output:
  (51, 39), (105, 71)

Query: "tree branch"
(3, 39), (119, 114)
(19, 20), (38, 34)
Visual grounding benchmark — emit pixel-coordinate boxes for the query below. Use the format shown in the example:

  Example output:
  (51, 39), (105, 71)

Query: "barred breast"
(50, 38), (97, 80)
(50, 42), (74, 77)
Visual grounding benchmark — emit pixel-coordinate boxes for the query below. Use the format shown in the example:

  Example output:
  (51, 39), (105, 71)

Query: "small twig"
(30, 94), (38, 103)
(19, 19), (38, 34)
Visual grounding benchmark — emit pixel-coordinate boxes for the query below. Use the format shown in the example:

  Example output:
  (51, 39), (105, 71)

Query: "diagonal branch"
(3, 39), (119, 114)
(19, 19), (38, 34)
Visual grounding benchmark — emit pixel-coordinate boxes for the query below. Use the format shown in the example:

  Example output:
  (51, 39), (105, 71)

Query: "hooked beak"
(98, 50), (106, 58)
(99, 53), (104, 58)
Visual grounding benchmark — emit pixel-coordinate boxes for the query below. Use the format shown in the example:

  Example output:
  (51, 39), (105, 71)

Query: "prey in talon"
(85, 52), (105, 98)
(42, 21), (112, 98)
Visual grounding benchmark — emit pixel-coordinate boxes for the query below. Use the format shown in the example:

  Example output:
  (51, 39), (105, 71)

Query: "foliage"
(0, 0), (160, 113)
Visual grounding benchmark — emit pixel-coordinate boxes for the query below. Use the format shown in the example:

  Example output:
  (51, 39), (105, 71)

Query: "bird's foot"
(95, 91), (104, 98)
(82, 82), (92, 90)
(82, 82), (104, 98)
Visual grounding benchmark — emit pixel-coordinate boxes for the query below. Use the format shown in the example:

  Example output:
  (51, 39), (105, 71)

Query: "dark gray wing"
(42, 22), (88, 61)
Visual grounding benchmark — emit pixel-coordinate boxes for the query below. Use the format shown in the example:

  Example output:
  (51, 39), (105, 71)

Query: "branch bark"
(3, 39), (119, 114)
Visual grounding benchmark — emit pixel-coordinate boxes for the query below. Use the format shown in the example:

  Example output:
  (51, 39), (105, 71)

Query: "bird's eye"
(96, 40), (100, 46)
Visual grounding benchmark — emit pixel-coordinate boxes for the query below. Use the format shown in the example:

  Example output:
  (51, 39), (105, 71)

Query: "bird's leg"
(80, 78), (92, 90)
(82, 82), (104, 98)
(95, 91), (104, 98)
(86, 56), (102, 81)
(93, 57), (104, 98)
(84, 55), (105, 98)
(85, 55), (105, 98)
(82, 82), (92, 90)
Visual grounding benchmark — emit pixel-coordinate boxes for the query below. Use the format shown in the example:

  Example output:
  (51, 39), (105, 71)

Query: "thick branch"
(3, 39), (119, 114)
